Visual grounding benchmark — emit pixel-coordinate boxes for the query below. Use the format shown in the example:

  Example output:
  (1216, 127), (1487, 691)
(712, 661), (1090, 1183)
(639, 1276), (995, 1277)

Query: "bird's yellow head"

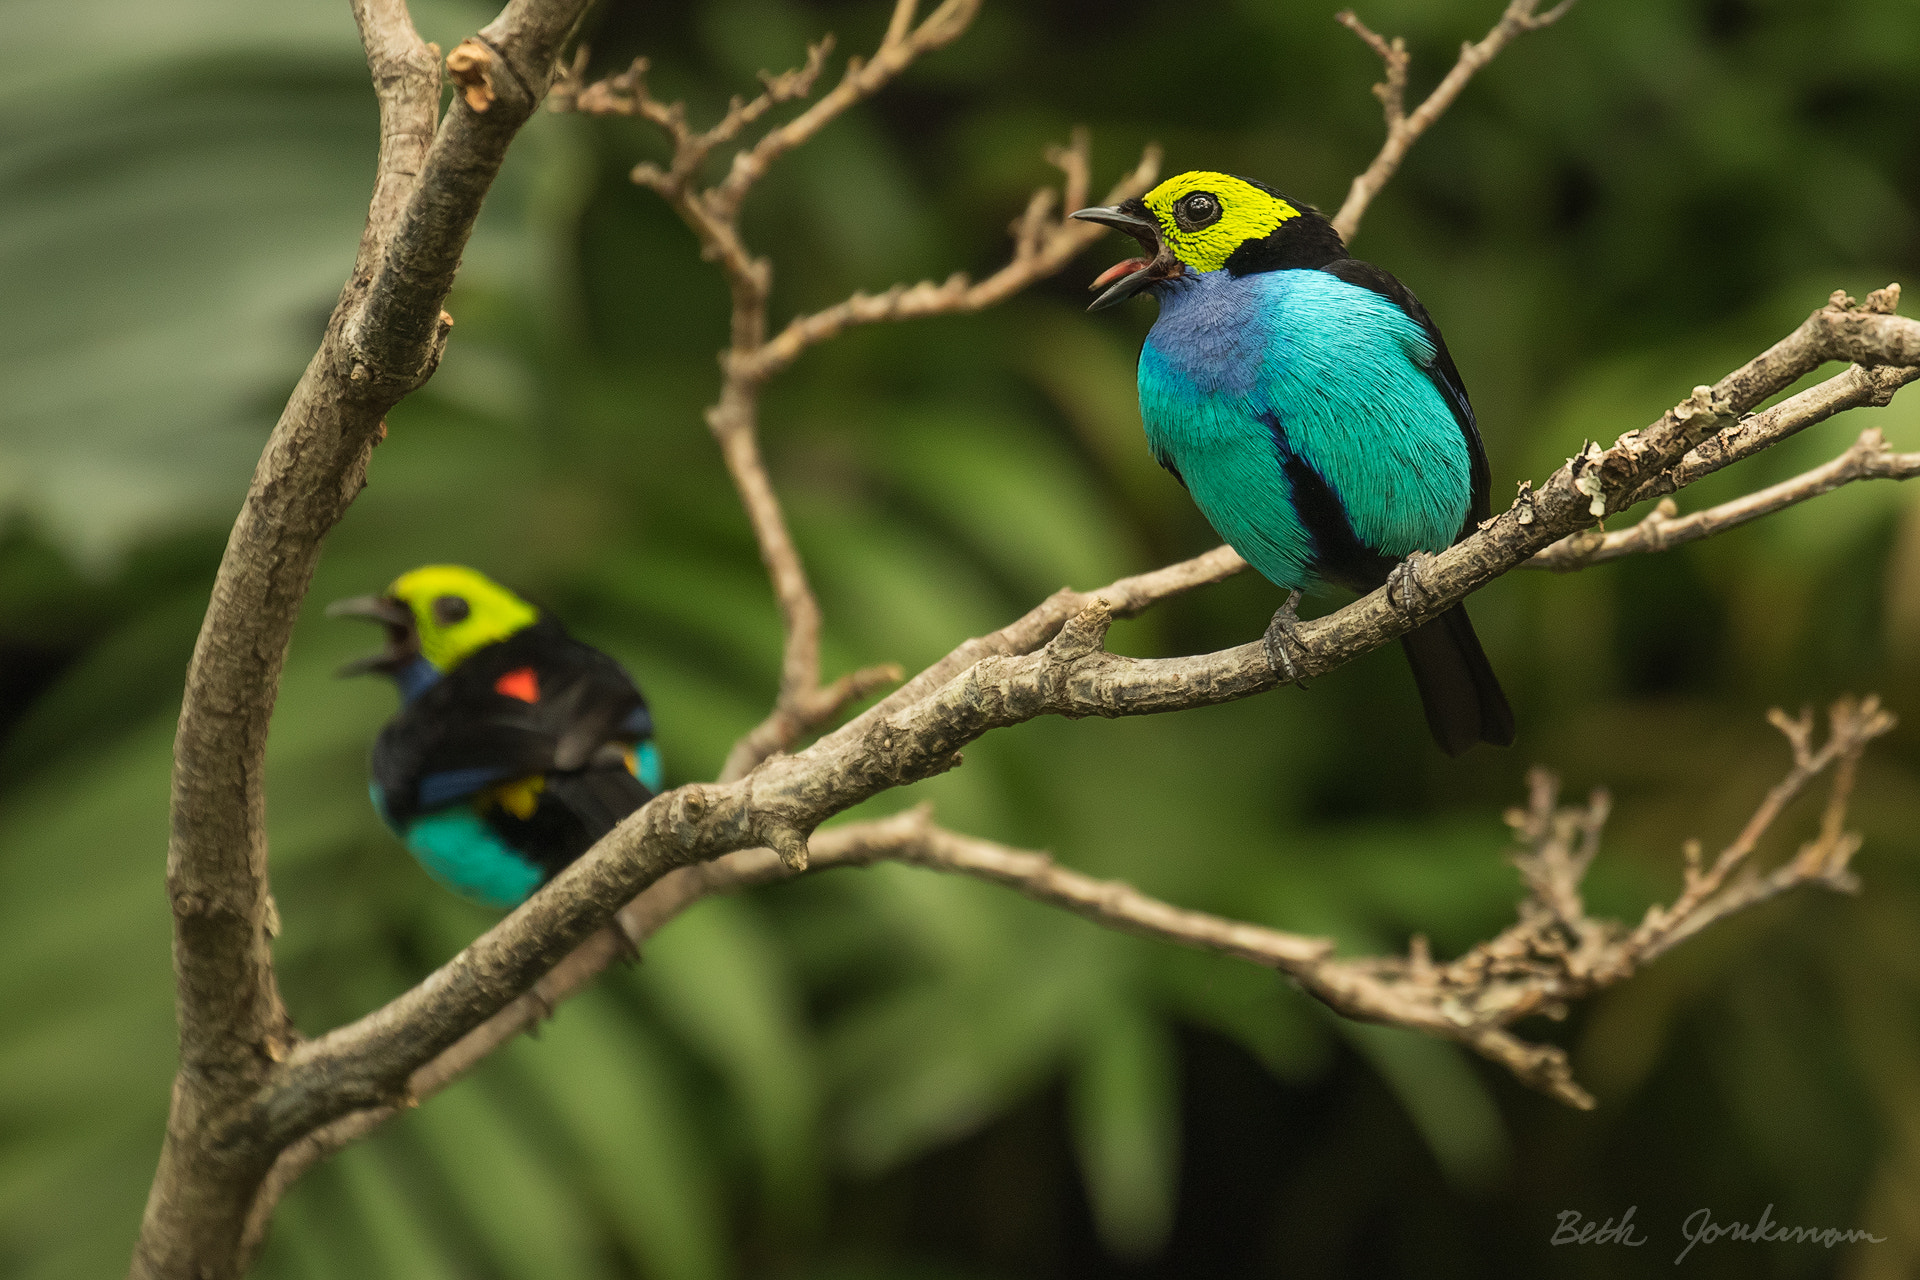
(329, 565), (539, 683)
(1141, 172), (1303, 272)
(1071, 171), (1345, 309)
(387, 566), (539, 671)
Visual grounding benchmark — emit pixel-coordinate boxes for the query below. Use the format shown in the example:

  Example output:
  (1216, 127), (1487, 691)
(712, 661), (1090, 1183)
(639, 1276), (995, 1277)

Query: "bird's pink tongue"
(1091, 256), (1149, 289)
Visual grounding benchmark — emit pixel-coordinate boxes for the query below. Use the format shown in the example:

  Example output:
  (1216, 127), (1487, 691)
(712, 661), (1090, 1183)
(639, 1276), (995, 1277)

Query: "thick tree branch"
(136, 1), (590, 1276)
(349, 0), (442, 274)
(1332, 0), (1575, 243)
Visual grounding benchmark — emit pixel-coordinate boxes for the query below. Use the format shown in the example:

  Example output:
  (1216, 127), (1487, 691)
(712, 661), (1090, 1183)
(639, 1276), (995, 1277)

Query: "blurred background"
(4, 0), (1919, 1276)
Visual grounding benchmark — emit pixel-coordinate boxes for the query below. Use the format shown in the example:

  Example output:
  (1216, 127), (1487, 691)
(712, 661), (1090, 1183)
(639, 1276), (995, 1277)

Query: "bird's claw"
(1387, 552), (1439, 620)
(1263, 590), (1310, 688)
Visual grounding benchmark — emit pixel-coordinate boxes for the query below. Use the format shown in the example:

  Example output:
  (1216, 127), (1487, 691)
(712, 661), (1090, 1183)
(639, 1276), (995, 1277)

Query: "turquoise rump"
(368, 739), (664, 910)
(1074, 170), (1514, 754)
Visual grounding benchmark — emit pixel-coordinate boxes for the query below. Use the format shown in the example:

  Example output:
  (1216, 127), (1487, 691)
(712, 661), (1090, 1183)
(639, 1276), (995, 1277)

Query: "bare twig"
(1626, 698), (1891, 960)
(735, 135), (1164, 384)
(883, 700), (1887, 1110)
(561, 13), (1158, 785)
(1333, 0), (1576, 242)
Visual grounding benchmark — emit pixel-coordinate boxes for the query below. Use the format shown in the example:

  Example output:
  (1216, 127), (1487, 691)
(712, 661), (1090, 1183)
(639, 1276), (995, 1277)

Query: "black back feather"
(373, 616), (653, 829)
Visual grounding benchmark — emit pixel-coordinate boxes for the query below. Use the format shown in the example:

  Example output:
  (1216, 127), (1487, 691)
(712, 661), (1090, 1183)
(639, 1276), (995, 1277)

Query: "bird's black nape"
(1223, 201), (1349, 276)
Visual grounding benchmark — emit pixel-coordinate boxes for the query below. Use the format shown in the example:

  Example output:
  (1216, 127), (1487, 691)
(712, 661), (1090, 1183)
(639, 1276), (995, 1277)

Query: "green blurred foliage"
(3, 0), (1920, 1276)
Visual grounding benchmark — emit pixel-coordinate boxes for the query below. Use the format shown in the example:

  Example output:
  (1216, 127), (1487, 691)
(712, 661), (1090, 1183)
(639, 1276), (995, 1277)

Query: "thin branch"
(709, 0), (981, 220)
(875, 700), (1888, 1110)
(561, 17), (1158, 785)
(817, 544), (1247, 756)
(1524, 290), (1918, 569)
(1626, 699), (1889, 961)
(1333, 0), (1576, 243)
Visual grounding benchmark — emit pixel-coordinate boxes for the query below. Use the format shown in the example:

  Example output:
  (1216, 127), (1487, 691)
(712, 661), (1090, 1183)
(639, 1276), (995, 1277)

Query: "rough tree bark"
(135, 1), (590, 1275)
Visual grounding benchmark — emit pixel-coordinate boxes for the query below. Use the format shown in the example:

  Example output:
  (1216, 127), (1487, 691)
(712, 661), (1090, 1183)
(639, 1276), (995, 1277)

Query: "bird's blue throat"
(394, 656), (441, 703)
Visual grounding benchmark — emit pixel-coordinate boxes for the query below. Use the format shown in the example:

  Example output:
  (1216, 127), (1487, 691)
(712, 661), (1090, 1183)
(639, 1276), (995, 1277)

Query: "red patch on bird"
(494, 667), (539, 702)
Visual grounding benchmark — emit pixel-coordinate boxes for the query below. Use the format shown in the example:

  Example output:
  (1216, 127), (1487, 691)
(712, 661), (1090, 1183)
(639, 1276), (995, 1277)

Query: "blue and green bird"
(330, 566), (663, 908)
(1073, 171), (1514, 754)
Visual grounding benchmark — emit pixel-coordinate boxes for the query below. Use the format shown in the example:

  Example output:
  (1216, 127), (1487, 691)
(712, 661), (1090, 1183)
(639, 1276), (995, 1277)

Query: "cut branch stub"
(446, 39), (497, 112)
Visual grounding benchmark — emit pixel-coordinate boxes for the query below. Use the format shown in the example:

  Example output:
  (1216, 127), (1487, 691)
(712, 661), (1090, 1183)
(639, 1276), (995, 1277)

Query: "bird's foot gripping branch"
(138, 0), (1920, 1274)
(1262, 590), (1311, 687)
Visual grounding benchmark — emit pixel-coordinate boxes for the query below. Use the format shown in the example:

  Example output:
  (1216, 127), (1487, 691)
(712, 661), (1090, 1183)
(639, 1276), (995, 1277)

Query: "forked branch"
(262, 288), (1920, 1142)
(1530, 287), (1918, 569)
(1531, 423), (1920, 571)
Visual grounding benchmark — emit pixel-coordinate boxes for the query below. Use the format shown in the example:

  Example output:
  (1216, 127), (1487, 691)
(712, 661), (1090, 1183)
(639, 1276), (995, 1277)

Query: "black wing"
(1318, 257), (1492, 535)
(373, 617), (651, 826)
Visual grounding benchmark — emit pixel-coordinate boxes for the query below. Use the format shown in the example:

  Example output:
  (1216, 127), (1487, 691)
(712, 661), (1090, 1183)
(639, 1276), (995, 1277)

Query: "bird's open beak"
(326, 595), (420, 676)
(1070, 200), (1182, 311)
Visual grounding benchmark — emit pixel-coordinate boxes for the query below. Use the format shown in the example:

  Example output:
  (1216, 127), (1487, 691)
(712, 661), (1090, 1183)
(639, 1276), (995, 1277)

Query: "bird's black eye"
(432, 595), (470, 626)
(1174, 192), (1221, 232)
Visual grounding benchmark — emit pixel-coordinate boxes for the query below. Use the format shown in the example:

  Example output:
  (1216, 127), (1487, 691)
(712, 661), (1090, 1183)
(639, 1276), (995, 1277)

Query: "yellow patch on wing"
(483, 775), (546, 820)
(1143, 171), (1300, 274)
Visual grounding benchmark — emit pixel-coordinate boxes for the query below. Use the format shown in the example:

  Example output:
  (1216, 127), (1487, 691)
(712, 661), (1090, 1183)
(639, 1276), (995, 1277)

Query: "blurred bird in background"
(1074, 171), (1513, 754)
(330, 565), (662, 907)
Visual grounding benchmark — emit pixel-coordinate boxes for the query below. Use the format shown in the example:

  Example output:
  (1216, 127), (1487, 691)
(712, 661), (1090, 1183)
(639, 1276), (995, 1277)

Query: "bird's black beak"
(326, 595), (420, 676)
(1070, 200), (1182, 311)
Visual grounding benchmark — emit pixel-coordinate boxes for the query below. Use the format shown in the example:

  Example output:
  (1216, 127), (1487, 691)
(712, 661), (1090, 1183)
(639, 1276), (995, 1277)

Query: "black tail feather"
(546, 766), (654, 841)
(1397, 604), (1515, 756)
